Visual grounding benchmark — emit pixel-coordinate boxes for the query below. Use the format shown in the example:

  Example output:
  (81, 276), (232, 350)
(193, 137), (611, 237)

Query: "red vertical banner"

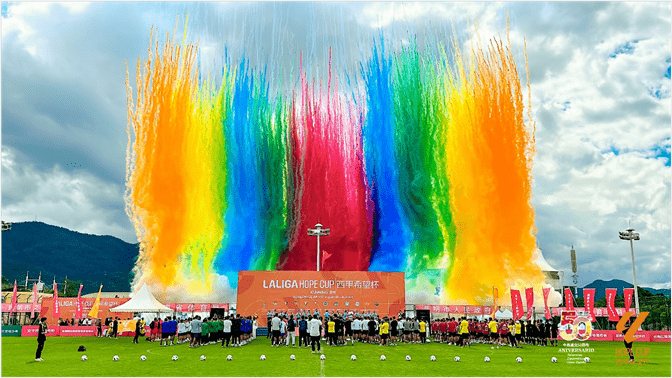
(75, 284), (84, 319)
(583, 288), (596, 322)
(510, 289), (523, 320)
(606, 288), (619, 321)
(542, 287), (551, 319)
(525, 287), (534, 319)
(9, 280), (18, 317)
(623, 288), (634, 313)
(31, 283), (38, 318)
(564, 288), (574, 310)
(53, 281), (60, 320)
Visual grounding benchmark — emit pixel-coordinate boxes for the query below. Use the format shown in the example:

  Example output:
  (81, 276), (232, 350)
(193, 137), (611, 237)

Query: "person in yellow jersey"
(418, 319), (427, 344)
(459, 317), (470, 348)
(379, 317), (390, 346)
(327, 318), (336, 346)
(488, 318), (498, 345)
(515, 320), (522, 346)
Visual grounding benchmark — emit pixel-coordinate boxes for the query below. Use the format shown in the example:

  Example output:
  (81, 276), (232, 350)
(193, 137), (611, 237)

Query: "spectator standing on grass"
(309, 315), (322, 353)
(286, 315), (296, 347)
(96, 318), (103, 337)
(271, 313), (281, 347)
(299, 316), (308, 347)
(190, 316), (202, 347)
(34, 317), (48, 362)
(133, 318), (142, 344)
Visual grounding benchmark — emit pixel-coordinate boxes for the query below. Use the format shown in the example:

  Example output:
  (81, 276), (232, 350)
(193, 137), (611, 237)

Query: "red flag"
(321, 250), (331, 267)
(525, 288), (534, 320)
(606, 288), (619, 321)
(583, 288), (596, 322)
(623, 288), (634, 313)
(542, 287), (551, 320)
(9, 280), (18, 317)
(510, 289), (524, 320)
(53, 281), (60, 321)
(564, 288), (574, 310)
(75, 284), (84, 319)
(31, 283), (38, 319)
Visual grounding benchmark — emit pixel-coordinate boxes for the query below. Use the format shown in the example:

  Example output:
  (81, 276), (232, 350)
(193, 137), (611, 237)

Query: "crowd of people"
(140, 315), (258, 348)
(261, 309), (561, 353)
(429, 318), (559, 348)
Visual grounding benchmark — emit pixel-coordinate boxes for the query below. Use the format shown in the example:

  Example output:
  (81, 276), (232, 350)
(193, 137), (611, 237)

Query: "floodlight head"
(315, 223), (323, 228)
(633, 233), (640, 240)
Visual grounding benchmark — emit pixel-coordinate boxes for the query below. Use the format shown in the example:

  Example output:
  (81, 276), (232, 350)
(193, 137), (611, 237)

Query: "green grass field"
(2, 336), (670, 377)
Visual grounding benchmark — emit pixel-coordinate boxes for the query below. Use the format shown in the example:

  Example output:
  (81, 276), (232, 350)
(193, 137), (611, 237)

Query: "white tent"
(109, 283), (173, 314)
(494, 308), (513, 319)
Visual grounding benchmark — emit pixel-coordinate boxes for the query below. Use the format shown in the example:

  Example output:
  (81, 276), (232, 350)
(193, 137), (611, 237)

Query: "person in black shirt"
(35, 317), (48, 361)
(112, 317), (119, 339)
(335, 317), (343, 346)
(550, 319), (558, 346)
(344, 317), (353, 346)
(133, 318), (142, 344)
(97, 318), (103, 337)
(390, 317), (398, 346)
(621, 320), (635, 363)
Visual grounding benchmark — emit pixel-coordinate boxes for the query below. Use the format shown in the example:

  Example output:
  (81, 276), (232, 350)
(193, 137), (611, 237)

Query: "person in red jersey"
(439, 318), (448, 343)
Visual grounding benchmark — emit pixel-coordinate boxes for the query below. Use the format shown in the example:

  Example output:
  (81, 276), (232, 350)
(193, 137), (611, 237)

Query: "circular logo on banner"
(323, 301), (328, 306)
(345, 302), (350, 307)
(355, 302), (360, 307)
(559, 312), (593, 341)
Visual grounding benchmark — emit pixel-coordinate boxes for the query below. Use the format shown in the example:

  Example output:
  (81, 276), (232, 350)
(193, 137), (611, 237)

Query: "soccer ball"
(290, 355), (296, 361)
(260, 355), (266, 361)
(484, 356), (490, 362)
(112, 355), (119, 362)
(584, 357), (591, 363)
(200, 355), (206, 361)
(380, 355), (386, 361)
(430, 355), (436, 362)
(551, 357), (558, 363)
(405, 355), (411, 361)
(350, 354), (357, 361)
(81, 355), (87, 362)
(226, 355), (232, 361)
(140, 355), (147, 361)
(454, 356), (460, 362)
(320, 354), (326, 361)
(491, 346), (494, 350)
(172, 355), (179, 361)
(516, 356), (522, 363)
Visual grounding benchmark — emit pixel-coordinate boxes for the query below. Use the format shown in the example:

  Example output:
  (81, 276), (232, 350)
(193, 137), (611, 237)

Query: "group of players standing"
(430, 317), (559, 348)
(266, 309), (433, 350)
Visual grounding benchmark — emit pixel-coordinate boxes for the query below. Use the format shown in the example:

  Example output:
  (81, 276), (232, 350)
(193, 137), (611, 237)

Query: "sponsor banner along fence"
(0, 303), (41, 312)
(237, 271), (405, 327)
(552, 307), (638, 317)
(554, 330), (670, 342)
(1, 325), (22, 337)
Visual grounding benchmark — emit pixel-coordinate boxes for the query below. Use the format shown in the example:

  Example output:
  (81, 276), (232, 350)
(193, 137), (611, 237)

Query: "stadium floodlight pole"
(308, 223), (330, 271)
(618, 226), (641, 315)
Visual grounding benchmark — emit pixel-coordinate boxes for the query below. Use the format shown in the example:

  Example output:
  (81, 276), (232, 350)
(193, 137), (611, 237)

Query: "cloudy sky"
(1, 1), (670, 290)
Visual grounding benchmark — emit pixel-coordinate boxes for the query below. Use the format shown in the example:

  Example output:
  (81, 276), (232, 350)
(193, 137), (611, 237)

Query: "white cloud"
(1, 146), (137, 243)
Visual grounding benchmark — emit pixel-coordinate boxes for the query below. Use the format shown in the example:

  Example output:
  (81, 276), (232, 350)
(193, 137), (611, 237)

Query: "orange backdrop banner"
(237, 271), (405, 327)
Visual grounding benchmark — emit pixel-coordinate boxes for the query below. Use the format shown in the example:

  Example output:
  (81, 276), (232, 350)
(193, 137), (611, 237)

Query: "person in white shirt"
(271, 315), (281, 347)
(308, 316), (322, 353)
(184, 319), (192, 344)
(221, 316), (233, 347)
(177, 320), (186, 344)
(352, 318), (361, 342)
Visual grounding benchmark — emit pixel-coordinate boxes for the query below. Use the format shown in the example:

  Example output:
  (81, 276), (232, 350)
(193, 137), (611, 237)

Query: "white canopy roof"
(109, 283), (173, 313)
(494, 308), (513, 319)
(534, 248), (558, 272)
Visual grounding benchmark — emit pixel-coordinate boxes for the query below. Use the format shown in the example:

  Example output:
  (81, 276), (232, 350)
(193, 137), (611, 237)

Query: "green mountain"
(581, 279), (671, 300)
(1, 221), (138, 293)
